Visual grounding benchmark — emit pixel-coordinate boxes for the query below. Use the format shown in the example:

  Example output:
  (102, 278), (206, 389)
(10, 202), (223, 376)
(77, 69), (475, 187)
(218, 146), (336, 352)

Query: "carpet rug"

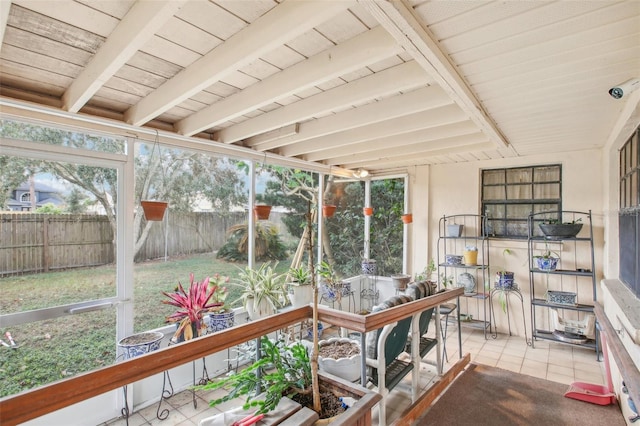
(418, 363), (624, 425)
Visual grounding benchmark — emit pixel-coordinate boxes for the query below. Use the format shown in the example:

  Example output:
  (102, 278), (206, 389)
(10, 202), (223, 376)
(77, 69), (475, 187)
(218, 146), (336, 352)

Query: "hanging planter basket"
(141, 200), (168, 221)
(402, 213), (413, 224)
(254, 205), (272, 220)
(363, 206), (373, 216)
(322, 204), (337, 218)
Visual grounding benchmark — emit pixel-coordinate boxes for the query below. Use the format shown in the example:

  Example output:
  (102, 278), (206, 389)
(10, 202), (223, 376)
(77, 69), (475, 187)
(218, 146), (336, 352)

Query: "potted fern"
(162, 273), (223, 342)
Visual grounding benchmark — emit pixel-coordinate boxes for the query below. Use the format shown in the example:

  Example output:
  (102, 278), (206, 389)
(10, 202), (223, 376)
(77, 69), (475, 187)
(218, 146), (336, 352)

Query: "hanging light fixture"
(353, 168), (369, 178)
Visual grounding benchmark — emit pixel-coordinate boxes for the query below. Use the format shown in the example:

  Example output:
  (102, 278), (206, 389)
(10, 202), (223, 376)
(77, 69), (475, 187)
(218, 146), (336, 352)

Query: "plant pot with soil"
(198, 336), (378, 422)
(117, 331), (164, 360)
(317, 337), (362, 383)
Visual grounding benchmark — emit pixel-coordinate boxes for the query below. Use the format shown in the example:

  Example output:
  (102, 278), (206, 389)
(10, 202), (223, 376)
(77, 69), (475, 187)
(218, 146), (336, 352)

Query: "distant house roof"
(14, 181), (61, 193)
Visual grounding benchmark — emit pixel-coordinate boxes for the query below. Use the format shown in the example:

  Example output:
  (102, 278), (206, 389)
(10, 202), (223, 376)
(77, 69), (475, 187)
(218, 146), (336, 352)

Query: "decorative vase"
(205, 310), (235, 333)
(254, 205), (272, 220)
(117, 331), (164, 359)
(363, 206), (373, 216)
(401, 213), (413, 224)
(140, 201), (168, 221)
(322, 204), (336, 218)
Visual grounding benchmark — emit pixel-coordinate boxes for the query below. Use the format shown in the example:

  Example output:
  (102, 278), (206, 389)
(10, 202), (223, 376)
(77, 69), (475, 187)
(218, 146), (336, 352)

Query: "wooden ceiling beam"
(338, 138), (494, 169)
(247, 84), (451, 150)
(282, 104), (466, 158)
(62, 1), (187, 113)
(217, 60), (429, 145)
(124, 0), (352, 126)
(358, 0), (509, 148)
(176, 26), (401, 137)
(322, 121), (480, 164)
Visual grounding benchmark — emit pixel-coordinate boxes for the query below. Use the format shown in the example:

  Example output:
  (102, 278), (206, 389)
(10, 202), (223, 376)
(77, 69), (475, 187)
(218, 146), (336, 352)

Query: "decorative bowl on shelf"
(539, 223), (583, 238)
(445, 254), (463, 265)
(546, 290), (577, 306)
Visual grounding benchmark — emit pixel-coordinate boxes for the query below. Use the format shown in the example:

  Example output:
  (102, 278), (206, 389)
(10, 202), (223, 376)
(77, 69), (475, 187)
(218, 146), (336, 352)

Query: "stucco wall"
(409, 149), (604, 338)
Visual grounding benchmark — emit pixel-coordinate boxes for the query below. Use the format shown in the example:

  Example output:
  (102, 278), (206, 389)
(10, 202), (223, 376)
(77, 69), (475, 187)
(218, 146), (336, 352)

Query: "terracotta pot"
(363, 206), (373, 216)
(254, 205), (272, 220)
(322, 204), (337, 218)
(402, 213), (413, 224)
(140, 201), (168, 221)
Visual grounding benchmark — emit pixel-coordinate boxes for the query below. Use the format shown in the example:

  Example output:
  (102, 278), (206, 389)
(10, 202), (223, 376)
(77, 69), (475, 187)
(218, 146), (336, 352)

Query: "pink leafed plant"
(162, 273), (224, 342)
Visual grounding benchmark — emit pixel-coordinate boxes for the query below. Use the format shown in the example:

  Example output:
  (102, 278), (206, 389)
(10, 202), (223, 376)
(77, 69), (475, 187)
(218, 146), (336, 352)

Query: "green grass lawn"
(0, 254), (291, 397)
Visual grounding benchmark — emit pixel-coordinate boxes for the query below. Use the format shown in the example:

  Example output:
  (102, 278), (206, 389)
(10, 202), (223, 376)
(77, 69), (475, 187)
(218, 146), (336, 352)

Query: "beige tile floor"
(101, 324), (605, 426)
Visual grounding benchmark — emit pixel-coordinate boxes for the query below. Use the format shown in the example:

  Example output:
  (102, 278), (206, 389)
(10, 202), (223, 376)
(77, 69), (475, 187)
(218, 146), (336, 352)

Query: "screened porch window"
(482, 165), (562, 238)
(619, 126), (639, 297)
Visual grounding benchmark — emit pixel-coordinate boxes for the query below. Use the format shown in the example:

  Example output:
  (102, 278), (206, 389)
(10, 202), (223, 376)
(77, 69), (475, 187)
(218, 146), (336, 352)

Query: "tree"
(1, 120), (247, 257)
(64, 188), (89, 214)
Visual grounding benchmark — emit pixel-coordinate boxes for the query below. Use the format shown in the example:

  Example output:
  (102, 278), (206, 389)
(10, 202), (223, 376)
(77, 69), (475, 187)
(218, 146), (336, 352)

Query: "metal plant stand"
(490, 285), (531, 345)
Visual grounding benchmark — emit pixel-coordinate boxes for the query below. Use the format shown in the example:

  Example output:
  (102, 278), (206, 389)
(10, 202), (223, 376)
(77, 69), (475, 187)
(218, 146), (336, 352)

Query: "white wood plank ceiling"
(1, 0), (639, 175)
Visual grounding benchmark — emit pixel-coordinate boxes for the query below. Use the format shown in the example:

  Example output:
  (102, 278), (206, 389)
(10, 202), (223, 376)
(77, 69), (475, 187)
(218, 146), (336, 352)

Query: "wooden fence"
(0, 213), (114, 276)
(0, 211), (291, 276)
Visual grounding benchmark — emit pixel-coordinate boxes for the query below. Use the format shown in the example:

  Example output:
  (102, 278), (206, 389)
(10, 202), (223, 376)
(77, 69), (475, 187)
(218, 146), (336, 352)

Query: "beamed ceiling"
(1, 0), (639, 175)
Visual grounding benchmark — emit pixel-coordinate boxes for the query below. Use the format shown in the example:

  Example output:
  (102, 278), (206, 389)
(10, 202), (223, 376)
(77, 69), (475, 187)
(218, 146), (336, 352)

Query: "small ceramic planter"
(206, 311), (235, 333)
(535, 256), (559, 271)
(361, 259), (377, 275)
(494, 271), (515, 289)
(317, 337), (362, 382)
(391, 274), (411, 290)
(118, 331), (164, 360)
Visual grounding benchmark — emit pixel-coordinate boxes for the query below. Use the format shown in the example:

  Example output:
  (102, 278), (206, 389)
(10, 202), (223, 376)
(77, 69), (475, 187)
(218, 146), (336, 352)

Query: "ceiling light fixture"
(353, 168), (369, 178)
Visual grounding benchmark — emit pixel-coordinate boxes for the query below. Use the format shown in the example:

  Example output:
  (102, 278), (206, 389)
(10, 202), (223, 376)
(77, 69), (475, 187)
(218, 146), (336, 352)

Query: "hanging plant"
(254, 204), (272, 220)
(140, 130), (168, 221)
(141, 200), (168, 221)
(322, 204), (336, 218)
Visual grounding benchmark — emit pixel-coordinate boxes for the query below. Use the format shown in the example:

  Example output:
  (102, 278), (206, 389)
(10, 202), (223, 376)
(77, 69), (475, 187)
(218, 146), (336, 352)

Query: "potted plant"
(322, 204), (337, 218)
(318, 261), (349, 301)
(317, 337), (362, 383)
(198, 336), (374, 421)
(287, 265), (313, 308)
(254, 204), (272, 220)
(533, 247), (560, 271)
(539, 218), (583, 238)
(162, 273), (223, 342)
(234, 262), (286, 320)
(205, 273), (236, 333)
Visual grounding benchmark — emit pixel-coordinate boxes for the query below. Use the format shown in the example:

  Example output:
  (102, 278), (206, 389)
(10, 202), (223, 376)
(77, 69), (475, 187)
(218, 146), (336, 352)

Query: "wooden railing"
(0, 288), (463, 426)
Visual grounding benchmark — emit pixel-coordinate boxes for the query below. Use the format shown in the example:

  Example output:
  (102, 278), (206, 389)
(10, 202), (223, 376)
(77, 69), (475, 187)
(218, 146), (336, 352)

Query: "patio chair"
(365, 294), (415, 426)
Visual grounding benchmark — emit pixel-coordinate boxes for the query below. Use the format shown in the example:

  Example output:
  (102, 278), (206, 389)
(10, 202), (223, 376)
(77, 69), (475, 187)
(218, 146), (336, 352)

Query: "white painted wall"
(408, 149), (605, 338)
